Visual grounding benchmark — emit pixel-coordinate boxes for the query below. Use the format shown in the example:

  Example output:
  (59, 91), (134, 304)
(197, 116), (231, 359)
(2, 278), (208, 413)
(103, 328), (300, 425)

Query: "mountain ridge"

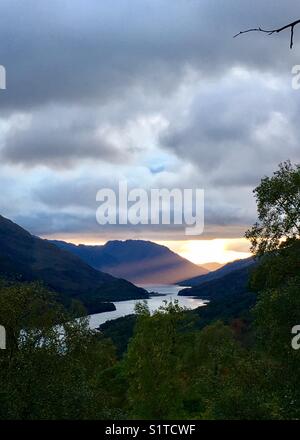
(178, 264), (257, 300)
(178, 256), (255, 287)
(50, 239), (209, 284)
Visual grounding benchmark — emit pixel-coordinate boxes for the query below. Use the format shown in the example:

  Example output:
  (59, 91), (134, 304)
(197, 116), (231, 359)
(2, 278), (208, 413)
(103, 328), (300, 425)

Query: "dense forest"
(0, 162), (299, 420)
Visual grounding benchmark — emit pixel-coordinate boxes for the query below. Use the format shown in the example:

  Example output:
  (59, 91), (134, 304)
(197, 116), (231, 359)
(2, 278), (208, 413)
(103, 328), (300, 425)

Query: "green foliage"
(246, 161), (300, 255)
(124, 312), (281, 420)
(124, 300), (189, 419)
(250, 238), (300, 292)
(184, 322), (272, 420)
(100, 314), (137, 357)
(245, 161), (300, 419)
(251, 277), (300, 419)
(0, 281), (119, 419)
(254, 277), (300, 357)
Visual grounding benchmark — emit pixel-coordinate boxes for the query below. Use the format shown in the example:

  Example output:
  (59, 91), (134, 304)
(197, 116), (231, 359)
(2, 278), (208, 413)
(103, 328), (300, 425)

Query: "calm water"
(89, 284), (206, 329)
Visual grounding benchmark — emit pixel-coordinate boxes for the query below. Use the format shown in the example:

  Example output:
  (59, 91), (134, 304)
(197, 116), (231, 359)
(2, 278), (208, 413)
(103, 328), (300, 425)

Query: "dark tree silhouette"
(234, 19), (300, 49)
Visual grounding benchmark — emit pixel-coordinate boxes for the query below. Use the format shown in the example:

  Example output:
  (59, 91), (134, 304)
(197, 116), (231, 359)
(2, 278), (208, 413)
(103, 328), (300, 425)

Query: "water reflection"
(89, 284), (206, 329)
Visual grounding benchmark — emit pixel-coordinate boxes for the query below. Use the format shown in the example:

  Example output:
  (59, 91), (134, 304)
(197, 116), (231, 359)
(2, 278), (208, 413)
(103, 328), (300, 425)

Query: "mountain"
(50, 239), (209, 284)
(201, 262), (224, 271)
(178, 264), (257, 300)
(0, 215), (148, 314)
(178, 257), (255, 287)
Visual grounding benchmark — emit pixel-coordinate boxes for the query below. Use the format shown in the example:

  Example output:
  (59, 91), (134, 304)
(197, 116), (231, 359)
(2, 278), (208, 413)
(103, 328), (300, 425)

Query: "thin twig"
(234, 19), (300, 49)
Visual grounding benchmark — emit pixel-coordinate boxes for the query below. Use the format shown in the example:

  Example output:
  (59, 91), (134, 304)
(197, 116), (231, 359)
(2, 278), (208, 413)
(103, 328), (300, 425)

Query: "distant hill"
(0, 215), (148, 314)
(178, 257), (255, 287)
(50, 239), (209, 284)
(178, 264), (257, 300)
(201, 262), (224, 271)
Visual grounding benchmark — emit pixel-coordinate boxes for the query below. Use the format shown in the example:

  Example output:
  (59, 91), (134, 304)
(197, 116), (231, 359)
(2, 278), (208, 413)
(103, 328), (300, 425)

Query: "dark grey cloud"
(1, 106), (135, 167)
(1, 0), (300, 169)
(0, 0), (299, 114)
(161, 72), (300, 187)
(14, 209), (254, 241)
(14, 211), (97, 237)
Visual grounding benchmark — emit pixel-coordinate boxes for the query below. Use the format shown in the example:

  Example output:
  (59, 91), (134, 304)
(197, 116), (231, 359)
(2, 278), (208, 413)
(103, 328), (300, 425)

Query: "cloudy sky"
(0, 0), (300, 264)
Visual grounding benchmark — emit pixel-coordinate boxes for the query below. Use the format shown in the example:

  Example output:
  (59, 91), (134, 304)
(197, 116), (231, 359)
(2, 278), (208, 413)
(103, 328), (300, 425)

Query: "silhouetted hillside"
(0, 215), (148, 313)
(51, 239), (208, 284)
(178, 265), (256, 300)
(179, 257), (255, 287)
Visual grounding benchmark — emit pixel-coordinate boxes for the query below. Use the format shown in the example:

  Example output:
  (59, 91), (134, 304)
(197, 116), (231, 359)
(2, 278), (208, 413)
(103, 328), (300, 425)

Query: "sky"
(0, 0), (300, 264)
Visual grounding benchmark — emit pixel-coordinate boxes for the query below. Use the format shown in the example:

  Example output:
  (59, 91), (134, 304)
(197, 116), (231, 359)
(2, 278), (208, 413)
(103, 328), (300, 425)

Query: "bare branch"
(234, 19), (300, 49)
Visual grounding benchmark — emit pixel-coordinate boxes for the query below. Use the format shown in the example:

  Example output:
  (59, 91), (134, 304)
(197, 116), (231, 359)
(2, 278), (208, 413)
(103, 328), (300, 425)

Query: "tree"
(124, 300), (190, 419)
(234, 19), (300, 49)
(0, 281), (119, 419)
(0, 281), (66, 360)
(251, 274), (300, 419)
(246, 162), (300, 419)
(246, 161), (300, 255)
